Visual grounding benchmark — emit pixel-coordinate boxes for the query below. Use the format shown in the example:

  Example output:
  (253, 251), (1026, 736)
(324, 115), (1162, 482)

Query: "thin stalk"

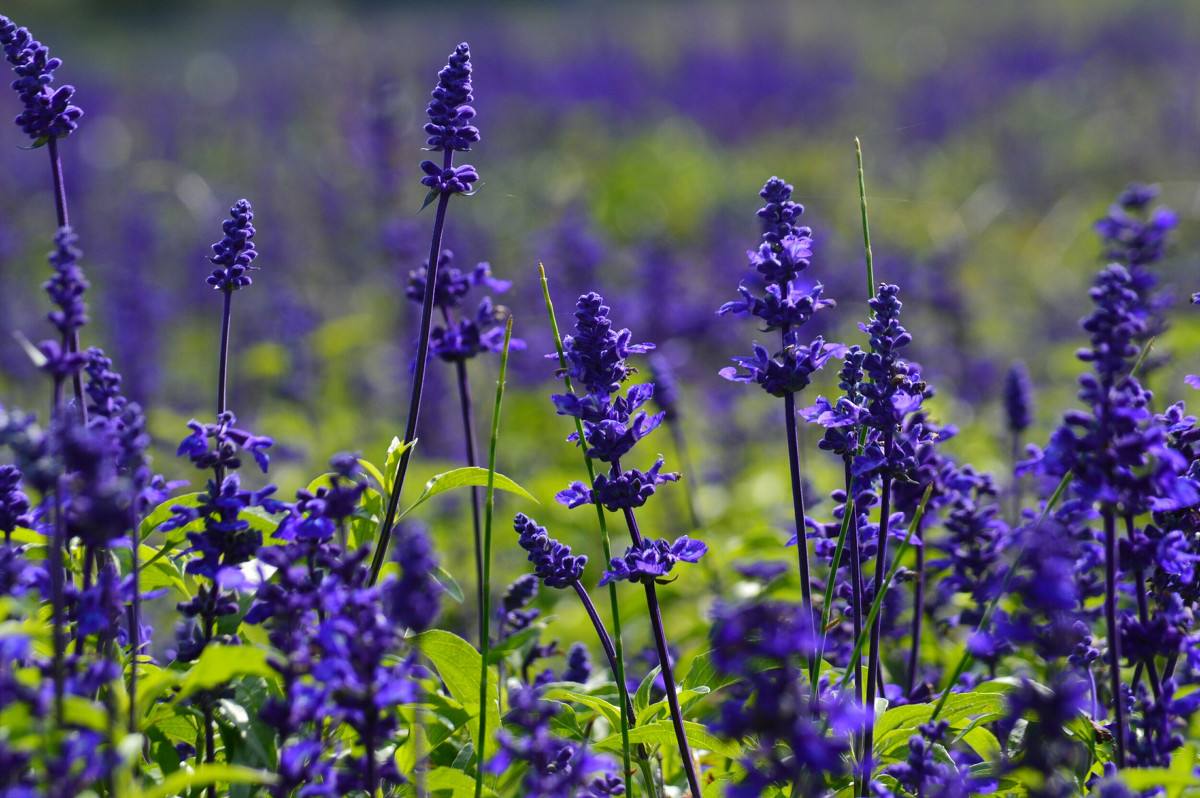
(540, 264), (638, 794)
(370, 149), (456, 584)
(783, 391), (815, 651)
(930, 471), (1073, 720)
(573, 581), (637, 721)
(1103, 509), (1126, 768)
(216, 289), (232, 418)
(50, 471), (67, 727)
(472, 318), (513, 798)
(453, 358), (485, 641)
(614, 483), (702, 798)
(855, 137), (876, 297)
(1124, 512), (1161, 699)
(128, 508), (142, 735)
(859, 432), (894, 795)
(46, 137), (85, 423)
(904, 518), (926, 698)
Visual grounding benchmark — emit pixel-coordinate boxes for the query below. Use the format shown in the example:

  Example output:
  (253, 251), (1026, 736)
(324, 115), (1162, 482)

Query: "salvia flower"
(514, 512), (587, 589)
(43, 226), (88, 339)
(423, 42), (479, 153)
(0, 465), (31, 538)
(499, 574), (540, 640)
(406, 251), (522, 362)
(0, 16), (82, 141)
(1004, 361), (1034, 435)
(720, 337), (840, 397)
(206, 200), (258, 292)
(388, 523), (443, 632)
(489, 685), (596, 797)
(557, 456), (678, 511)
(599, 535), (707, 586)
(562, 642), (592, 684)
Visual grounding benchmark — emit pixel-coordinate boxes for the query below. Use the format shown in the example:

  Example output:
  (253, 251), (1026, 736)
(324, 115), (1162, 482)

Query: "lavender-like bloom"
(44, 227), (87, 340)
(419, 43), (479, 195)
(406, 252), (520, 362)
(206, 200), (257, 292)
(488, 685), (595, 797)
(1004, 361), (1034, 435)
(557, 456), (678, 512)
(370, 42), (483, 583)
(498, 574), (540, 641)
(389, 524), (443, 633)
(0, 16), (82, 141)
(514, 512), (587, 588)
(0, 465), (31, 539)
(563, 642), (592, 684)
(708, 599), (859, 796)
(997, 674), (1090, 794)
(548, 291), (701, 795)
(599, 536), (707, 586)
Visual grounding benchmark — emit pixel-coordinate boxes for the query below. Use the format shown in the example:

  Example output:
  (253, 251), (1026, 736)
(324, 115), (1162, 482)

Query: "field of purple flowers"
(2, 2), (1200, 796)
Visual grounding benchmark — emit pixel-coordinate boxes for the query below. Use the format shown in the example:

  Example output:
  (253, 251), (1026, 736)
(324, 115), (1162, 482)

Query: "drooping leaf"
(542, 687), (623, 730)
(176, 645), (277, 702)
(397, 466), (536, 522)
(138, 764), (277, 798)
(412, 630), (500, 752)
(594, 719), (741, 761)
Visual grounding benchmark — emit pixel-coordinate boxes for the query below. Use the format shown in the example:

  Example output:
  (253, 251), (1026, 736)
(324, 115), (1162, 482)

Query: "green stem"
(540, 264), (651, 797)
(855, 137), (875, 296)
(473, 318), (513, 798)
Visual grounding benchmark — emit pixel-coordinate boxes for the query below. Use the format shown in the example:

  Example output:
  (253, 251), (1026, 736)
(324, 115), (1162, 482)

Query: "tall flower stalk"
(539, 267), (636, 793)
(170, 199), (277, 789)
(404, 252), (521, 634)
(473, 317), (513, 798)
(718, 176), (837, 640)
(1, 15), (86, 419)
(371, 42), (481, 584)
(551, 291), (705, 797)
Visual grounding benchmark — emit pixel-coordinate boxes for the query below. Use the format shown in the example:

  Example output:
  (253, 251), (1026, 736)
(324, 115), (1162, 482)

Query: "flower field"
(2, 2), (1200, 796)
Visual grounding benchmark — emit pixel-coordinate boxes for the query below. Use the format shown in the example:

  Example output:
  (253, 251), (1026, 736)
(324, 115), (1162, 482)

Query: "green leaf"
(139, 764), (276, 798)
(542, 687), (623, 730)
(594, 719), (741, 761)
(634, 665), (662, 714)
(384, 437), (417, 493)
(412, 630), (500, 752)
(434, 566), (465, 604)
(397, 466), (536, 521)
(423, 766), (496, 797)
(357, 458), (388, 494)
(176, 645), (277, 702)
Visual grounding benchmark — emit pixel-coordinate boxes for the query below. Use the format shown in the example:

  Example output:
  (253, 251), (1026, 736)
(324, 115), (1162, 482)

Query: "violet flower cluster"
(419, 42), (479, 195)
(0, 15), (81, 141)
(406, 250), (520, 361)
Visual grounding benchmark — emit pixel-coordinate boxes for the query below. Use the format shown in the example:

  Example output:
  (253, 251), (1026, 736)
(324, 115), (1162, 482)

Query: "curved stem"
(1103, 509), (1126, 768)
(904, 519), (925, 698)
(371, 151), (456, 584)
(573, 581), (637, 721)
(783, 391), (814, 648)
(860, 433), (894, 795)
(1123, 513), (1161, 699)
(453, 359), (486, 641)
(472, 320), (512, 798)
(613, 474), (702, 798)
(46, 138), (85, 423)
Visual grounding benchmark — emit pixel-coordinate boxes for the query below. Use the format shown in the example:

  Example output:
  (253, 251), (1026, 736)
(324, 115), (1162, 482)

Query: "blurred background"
(2, 0), (1199, 645)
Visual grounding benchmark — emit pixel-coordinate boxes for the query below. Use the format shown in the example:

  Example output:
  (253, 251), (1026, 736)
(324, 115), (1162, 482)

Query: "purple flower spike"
(599, 535), (707, 586)
(0, 15), (82, 141)
(206, 200), (258, 292)
(514, 513), (587, 589)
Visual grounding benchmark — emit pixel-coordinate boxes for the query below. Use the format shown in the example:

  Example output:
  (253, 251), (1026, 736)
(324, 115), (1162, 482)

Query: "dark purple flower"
(488, 685), (597, 797)
(43, 226), (88, 340)
(514, 513), (587, 589)
(0, 16), (82, 141)
(557, 456), (678, 512)
(1004, 361), (1034, 435)
(599, 535), (706, 586)
(423, 42), (479, 154)
(206, 200), (258, 292)
(388, 524), (443, 633)
(0, 465), (31, 537)
(720, 337), (840, 398)
(562, 642), (592, 684)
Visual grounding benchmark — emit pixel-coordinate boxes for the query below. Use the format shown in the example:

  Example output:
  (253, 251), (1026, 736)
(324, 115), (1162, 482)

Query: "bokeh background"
(2, 0), (1199, 650)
